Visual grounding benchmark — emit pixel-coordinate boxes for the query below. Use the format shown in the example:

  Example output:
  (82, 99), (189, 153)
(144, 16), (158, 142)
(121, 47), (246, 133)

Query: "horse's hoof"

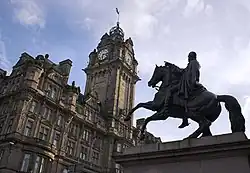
(178, 123), (190, 129)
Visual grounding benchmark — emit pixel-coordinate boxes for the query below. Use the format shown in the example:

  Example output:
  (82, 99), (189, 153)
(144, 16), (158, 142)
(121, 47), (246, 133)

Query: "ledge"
(113, 132), (250, 165)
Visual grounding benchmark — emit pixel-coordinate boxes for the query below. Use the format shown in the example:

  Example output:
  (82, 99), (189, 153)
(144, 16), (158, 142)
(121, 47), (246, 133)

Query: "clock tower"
(83, 22), (140, 125)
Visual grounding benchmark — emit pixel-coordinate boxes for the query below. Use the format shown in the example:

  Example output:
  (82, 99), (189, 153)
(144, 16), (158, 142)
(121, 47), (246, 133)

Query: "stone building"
(135, 118), (162, 145)
(0, 23), (160, 173)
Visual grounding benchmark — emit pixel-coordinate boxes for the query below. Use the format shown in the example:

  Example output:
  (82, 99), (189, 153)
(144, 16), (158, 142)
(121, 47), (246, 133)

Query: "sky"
(0, 0), (250, 142)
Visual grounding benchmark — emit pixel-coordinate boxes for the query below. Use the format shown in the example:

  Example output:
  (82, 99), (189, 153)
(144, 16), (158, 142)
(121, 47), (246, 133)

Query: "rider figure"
(179, 51), (202, 128)
(179, 51), (201, 100)
(164, 51), (201, 128)
(163, 61), (189, 128)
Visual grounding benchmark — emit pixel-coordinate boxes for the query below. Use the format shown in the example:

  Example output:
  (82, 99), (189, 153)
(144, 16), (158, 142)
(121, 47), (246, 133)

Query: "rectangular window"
(24, 120), (33, 136)
(67, 140), (75, 156)
(56, 115), (62, 126)
(51, 88), (57, 99)
(20, 153), (31, 172)
(87, 111), (92, 121)
(29, 101), (37, 113)
(111, 119), (115, 128)
(53, 132), (60, 148)
(117, 143), (122, 152)
(6, 117), (14, 133)
(94, 137), (103, 150)
(33, 155), (45, 173)
(70, 123), (78, 136)
(42, 107), (52, 121)
(92, 151), (99, 165)
(39, 126), (49, 141)
(20, 154), (46, 173)
(115, 164), (122, 173)
(79, 146), (88, 160)
(82, 130), (91, 142)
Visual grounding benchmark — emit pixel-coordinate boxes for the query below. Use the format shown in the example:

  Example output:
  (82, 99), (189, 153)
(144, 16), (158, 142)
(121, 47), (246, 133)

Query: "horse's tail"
(217, 95), (245, 133)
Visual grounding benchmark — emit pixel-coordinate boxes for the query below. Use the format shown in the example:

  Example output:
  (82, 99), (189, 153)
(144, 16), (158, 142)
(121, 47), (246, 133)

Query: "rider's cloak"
(178, 59), (201, 100)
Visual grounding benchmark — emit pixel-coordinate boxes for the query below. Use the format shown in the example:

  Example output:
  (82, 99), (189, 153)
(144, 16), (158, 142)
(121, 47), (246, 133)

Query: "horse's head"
(148, 65), (169, 88)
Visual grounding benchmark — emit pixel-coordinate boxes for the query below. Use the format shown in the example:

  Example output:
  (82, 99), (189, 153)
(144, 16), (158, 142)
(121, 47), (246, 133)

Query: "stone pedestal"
(113, 133), (250, 173)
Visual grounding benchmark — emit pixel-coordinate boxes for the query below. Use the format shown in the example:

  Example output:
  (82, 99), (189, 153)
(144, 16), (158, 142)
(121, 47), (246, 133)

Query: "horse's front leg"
(124, 101), (155, 121)
(139, 110), (169, 140)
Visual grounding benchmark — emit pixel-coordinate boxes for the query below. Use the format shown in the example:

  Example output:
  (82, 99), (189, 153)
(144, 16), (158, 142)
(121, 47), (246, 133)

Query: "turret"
(59, 59), (72, 75)
(88, 49), (98, 67)
(22, 54), (43, 89)
(64, 81), (80, 112)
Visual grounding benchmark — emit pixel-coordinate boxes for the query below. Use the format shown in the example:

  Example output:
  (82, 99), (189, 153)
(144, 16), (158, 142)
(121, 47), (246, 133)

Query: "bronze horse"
(124, 64), (245, 140)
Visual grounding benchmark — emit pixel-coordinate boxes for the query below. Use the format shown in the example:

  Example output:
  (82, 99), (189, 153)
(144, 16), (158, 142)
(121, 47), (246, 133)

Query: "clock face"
(125, 53), (132, 65)
(98, 49), (108, 60)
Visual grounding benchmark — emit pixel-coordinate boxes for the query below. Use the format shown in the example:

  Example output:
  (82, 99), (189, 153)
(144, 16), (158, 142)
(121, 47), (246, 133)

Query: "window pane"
(33, 156), (41, 173)
(20, 154), (31, 172)
(57, 115), (62, 126)
(39, 157), (45, 173)
(24, 120), (33, 136)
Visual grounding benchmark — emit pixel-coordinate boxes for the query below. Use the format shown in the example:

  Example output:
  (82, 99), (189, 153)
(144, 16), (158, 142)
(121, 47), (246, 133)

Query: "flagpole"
(116, 8), (120, 26)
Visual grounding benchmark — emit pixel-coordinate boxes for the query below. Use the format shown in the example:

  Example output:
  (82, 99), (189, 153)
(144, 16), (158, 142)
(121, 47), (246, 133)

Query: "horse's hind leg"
(201, 127), (212, 137)
(185, 113), (212, 139)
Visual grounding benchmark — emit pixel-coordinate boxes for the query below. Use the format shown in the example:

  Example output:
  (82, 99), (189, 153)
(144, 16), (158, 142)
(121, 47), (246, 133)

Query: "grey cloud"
(29, 0), (250, 141)
(10, 0), (46, 29)
(0, 32), (11, 73)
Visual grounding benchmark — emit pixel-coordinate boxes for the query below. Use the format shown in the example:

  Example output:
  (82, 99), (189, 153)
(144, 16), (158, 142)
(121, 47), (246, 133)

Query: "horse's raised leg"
(139, 109), (168, 140)
(124, 101), (155, 121)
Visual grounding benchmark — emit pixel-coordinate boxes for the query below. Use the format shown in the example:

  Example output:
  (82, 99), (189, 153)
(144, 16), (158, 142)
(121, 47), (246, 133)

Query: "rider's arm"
(172, 64), (184, 73)
(189, 61), (200, 86)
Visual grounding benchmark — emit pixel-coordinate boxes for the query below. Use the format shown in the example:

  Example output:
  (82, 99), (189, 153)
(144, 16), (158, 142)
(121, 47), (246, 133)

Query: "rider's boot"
(178, 117), (189, 128)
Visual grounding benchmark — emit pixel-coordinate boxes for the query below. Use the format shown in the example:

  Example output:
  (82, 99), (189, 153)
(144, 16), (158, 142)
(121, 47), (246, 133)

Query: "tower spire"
(116, 8), (120, 26)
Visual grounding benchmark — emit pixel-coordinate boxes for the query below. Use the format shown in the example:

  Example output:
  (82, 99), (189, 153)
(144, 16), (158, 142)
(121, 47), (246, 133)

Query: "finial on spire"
(116, 8), (120, 26)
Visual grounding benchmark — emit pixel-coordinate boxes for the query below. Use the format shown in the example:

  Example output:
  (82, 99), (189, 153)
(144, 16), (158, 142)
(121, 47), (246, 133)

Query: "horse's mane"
(163, 65), (183, 79)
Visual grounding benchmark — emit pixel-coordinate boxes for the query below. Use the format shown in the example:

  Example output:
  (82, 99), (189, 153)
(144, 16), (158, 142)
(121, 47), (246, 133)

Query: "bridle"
(153, 65), (172, 91)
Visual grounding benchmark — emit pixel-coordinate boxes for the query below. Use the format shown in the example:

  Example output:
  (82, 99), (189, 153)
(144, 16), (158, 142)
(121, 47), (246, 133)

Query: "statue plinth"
(113, 132), (250, 173)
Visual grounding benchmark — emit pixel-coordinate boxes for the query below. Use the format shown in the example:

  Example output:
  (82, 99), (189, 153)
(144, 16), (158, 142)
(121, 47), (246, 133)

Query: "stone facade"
(135, 118), (161, 145)
(0, 23), (160, 173)
(114, 132), (250, 173)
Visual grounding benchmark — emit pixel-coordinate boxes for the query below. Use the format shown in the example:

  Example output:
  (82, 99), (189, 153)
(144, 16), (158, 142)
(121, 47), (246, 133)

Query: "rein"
(152, 65), (174, 91)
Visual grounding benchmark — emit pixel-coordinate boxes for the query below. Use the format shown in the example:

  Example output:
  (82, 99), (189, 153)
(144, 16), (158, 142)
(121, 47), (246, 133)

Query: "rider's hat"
(188, 51), (197, 58)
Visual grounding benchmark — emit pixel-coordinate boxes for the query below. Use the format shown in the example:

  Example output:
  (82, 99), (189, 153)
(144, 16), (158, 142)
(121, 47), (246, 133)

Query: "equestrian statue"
(124, 51), (245, 140)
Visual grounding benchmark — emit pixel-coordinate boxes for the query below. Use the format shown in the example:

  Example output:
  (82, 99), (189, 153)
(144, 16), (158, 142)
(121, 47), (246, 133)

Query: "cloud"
(74, 17), (95, 31)
(204, 4), (213, 17)
(183, 0), (205, 18)
(4, 0), (250, 141)
(0, 32), (11, 72)
(10, 0), (45, 29)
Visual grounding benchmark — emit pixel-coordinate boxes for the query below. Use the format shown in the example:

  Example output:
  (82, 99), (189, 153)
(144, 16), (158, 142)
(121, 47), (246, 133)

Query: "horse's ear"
(155, 64), (158, 67)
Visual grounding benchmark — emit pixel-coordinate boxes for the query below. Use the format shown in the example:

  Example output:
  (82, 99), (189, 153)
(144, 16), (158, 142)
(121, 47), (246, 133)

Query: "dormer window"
(51, 88), (57, 99)
(46, 84), (57, 100)
(29, 101), (38, 113)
